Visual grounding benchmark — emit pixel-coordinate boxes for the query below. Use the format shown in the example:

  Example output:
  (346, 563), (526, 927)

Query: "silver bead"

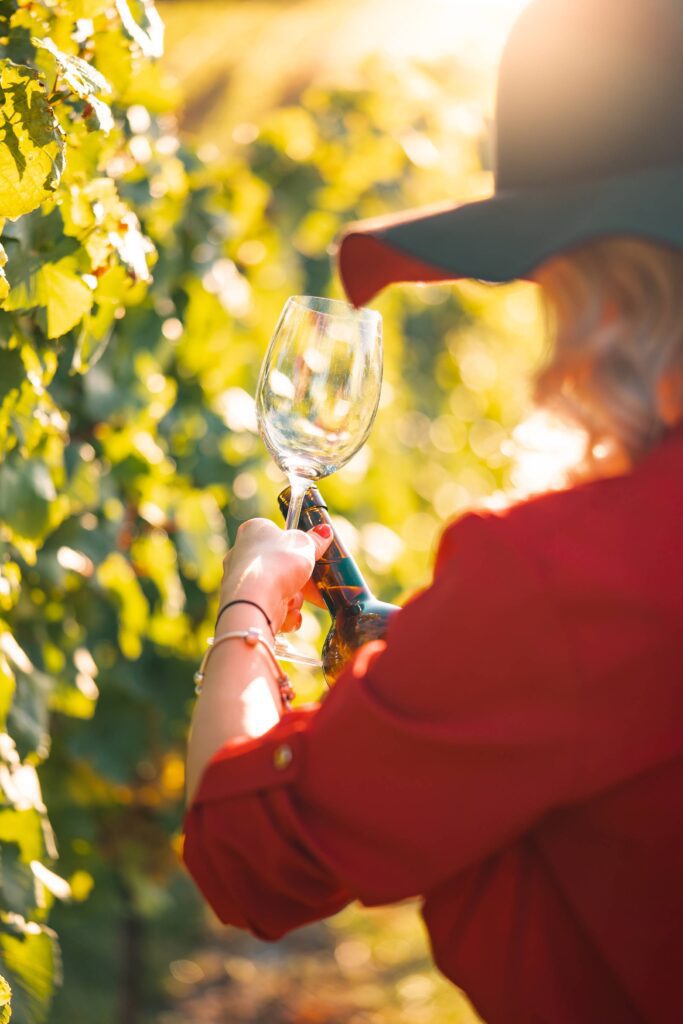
(273, 743), (293, 770)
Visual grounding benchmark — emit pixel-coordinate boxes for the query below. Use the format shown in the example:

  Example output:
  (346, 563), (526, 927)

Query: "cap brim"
(337, 165), (683, 307)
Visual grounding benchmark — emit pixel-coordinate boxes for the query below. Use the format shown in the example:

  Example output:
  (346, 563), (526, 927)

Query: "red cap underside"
(338, 233), (456, 308)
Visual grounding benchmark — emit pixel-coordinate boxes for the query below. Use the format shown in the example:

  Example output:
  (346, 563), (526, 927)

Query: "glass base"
(273, 635), (322, 668)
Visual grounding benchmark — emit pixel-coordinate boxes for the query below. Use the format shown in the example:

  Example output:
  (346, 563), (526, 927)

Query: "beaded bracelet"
(193, 627), (295, 709)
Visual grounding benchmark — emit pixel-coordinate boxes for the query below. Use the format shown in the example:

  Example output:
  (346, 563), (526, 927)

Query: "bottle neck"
(278, 486), (372, 616)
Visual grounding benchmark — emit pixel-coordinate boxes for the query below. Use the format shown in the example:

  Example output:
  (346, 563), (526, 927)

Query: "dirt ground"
(156, 902), (483, 1024)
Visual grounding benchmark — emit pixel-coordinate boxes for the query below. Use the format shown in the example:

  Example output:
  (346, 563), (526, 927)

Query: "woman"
(183, 1), (683, 1021)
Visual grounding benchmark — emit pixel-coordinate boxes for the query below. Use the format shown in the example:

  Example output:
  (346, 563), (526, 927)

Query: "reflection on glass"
(257, 296), (383, 529)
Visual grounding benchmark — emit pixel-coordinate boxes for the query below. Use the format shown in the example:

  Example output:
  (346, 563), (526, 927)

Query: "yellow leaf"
(0, 242), (8, 303)
(0, 60), (65, 220)
(39, 261), (93, 339)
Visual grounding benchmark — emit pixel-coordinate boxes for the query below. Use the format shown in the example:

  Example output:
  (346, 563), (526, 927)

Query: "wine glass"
(256, 295), (383, 664)
(257, 296), (383, 527)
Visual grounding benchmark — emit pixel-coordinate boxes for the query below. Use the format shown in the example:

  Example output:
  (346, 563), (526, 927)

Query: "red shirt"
(183, 424), (683, 1024)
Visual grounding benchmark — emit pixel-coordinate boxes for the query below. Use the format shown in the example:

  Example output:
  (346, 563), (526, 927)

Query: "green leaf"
(4, 644), (53, 760)
(38, 260), (94, 339)
(0, 813), (45, 866)
(0, 916), (59, 1024)
(0, 657), (15, 731)
(31, 38), (114, 134)
(0, 348), (22, 406)
(1, 206), (77, 258)
(0, 843), (37, 919)
(0, 459), (55, 541)
(4, 255), (93, 339)
(0, 60), (65, 220)
(6, 677), (51, 762)
(72, 316), (114, 374)
(0, 971), (11, 1024)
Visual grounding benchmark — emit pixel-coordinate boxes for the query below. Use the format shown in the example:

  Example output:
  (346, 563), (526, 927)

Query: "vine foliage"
(0, 0), (204, 1017)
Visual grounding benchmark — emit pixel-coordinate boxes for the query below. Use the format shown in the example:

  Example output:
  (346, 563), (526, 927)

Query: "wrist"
(215, 599), (274, 636)
(218, 580), (285, 634)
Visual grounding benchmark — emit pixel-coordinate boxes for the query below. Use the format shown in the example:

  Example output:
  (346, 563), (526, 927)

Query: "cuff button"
(273, 743), (293, 771)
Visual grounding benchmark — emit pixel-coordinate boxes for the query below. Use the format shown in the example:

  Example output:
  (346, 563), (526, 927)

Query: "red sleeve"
(182, 511), (654, 939)
(182, 711), (352, 939)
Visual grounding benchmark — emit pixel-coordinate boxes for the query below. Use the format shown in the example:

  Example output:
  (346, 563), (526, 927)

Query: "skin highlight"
(185, 522), (331, 804)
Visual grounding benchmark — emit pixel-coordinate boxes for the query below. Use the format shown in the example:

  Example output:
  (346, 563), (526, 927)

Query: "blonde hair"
(534, 238), (683, 474)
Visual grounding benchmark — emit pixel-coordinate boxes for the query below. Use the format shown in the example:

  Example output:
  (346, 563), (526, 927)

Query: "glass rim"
(288, 295), (381, 323)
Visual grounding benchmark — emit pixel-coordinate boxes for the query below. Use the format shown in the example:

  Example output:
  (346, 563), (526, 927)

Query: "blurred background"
(41, 0), (555, 1021)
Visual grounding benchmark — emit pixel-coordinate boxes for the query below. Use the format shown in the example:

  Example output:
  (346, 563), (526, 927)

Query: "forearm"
(184, 518), (330, 805)
(185, 604), (284, 805)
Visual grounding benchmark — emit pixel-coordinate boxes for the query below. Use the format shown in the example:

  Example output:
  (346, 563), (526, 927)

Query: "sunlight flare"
(368, 0), (533, 68)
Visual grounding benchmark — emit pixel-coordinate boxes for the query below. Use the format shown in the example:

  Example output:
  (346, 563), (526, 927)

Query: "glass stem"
(284, 474), (308, 530)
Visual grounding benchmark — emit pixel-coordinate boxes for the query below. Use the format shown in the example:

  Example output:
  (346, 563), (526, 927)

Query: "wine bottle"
(278, 485), (399, 685)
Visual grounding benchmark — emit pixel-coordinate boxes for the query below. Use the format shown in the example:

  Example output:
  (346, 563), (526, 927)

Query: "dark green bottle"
(278, 485), (399, 686)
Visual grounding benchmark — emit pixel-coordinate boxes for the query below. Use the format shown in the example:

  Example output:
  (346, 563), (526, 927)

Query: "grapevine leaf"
(3, 641), (54, 761)
(0, 971), (10, 1024)
(1, 254), (41, 308)
(6, 673), (51, 762)
(0, 60), (64, 219)
(0, 348), (22, 405)
(0, 813), (45, 866)
(32, 38), (114, 134)
(0, 916), (60, 1024)
(0, 206), (76, 258)
(115, 0), (164, 58)
(82, 94), (114, 134)
(37, 261), (94, 339)
(108, 211), (154, 281)
(4, 255), (93, 339)
(0, 844), (37, 919)
(72, 315), (114, 374)
(31, 38), (110, 98)
(0, 243), (7, 302)
(0, 458), (55, 542)
(0, 656), (14, 730)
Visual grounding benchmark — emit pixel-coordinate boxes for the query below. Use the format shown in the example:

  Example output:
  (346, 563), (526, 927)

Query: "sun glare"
(368, 0), (532, 69)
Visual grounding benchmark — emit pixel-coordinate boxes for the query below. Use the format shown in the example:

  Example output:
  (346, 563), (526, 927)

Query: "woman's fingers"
(309, 523), (333, 554)
(280, 591), (305, 632)
(301, 579), (326, 608)
(280, 605), (304, 633)
(220, 518), (334, 630)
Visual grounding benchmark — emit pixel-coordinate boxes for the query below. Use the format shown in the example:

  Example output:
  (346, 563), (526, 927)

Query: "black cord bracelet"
(215, 599), (275, 636)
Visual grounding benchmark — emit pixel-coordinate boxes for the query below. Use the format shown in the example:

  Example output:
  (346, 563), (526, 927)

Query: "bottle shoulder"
(333, 597), (399, 621)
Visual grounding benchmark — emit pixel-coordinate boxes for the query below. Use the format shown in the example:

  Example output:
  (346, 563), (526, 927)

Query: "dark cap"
(338, 0), (683, 306)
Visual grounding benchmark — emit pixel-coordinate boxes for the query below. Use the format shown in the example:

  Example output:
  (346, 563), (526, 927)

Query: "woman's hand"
(220, 519), (332, 634)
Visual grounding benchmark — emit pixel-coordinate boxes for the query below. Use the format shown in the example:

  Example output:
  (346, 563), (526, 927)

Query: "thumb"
(308, 523), (334, 560)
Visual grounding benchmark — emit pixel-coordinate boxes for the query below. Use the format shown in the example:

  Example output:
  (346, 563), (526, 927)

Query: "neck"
(300, 507), (372, 615)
